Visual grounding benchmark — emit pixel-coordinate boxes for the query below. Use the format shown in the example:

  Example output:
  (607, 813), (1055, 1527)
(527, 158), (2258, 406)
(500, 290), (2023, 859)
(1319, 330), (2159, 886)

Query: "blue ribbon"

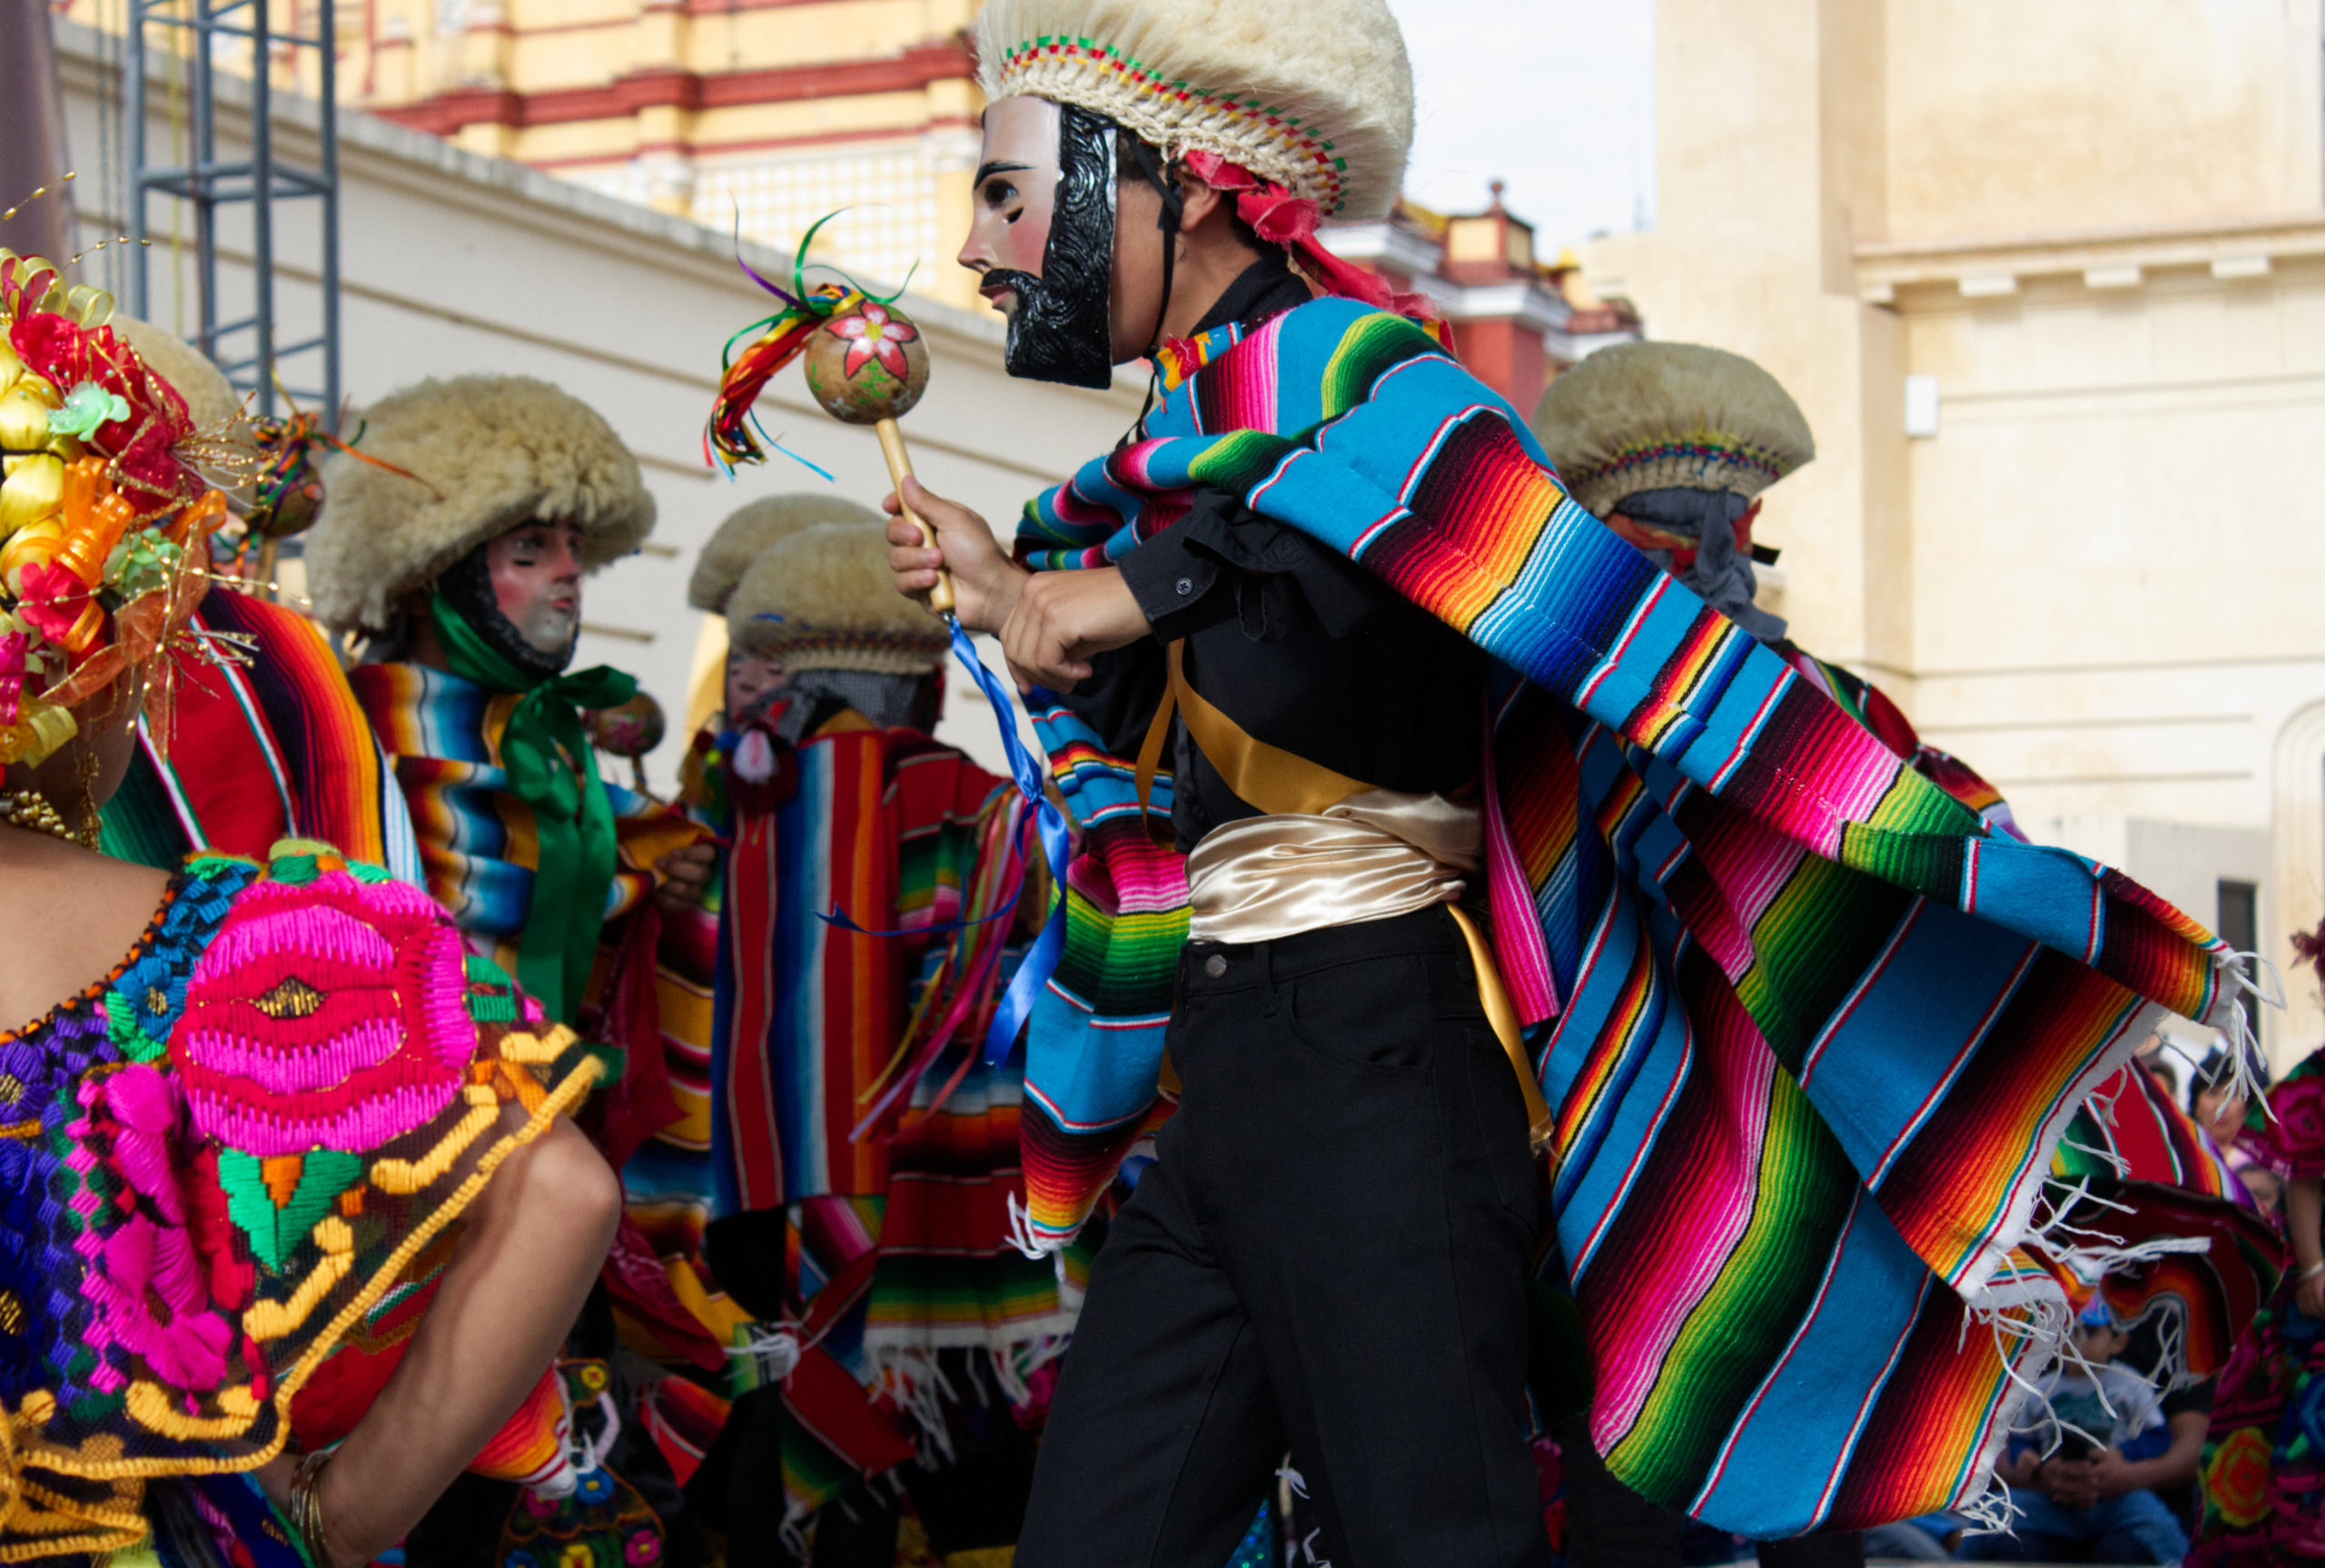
(945, 616), (1073, 1066)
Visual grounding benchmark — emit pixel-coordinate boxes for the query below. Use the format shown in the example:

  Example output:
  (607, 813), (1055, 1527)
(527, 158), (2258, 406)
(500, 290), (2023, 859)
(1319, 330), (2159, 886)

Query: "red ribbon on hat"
(1178, 151), (1440, 323)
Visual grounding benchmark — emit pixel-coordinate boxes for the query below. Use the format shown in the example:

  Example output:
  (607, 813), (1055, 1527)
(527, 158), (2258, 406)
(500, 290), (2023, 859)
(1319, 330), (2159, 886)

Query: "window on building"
(2218, 879), (2259, 957)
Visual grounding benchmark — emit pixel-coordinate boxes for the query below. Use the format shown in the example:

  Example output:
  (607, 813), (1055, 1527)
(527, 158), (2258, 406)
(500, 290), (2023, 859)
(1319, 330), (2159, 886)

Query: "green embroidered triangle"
(217, 1149), (363, 1275)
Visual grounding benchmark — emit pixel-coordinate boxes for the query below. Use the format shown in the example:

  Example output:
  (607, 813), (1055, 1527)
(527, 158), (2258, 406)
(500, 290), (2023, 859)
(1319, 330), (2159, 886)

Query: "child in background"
(1959, 1305), (2200, 1563)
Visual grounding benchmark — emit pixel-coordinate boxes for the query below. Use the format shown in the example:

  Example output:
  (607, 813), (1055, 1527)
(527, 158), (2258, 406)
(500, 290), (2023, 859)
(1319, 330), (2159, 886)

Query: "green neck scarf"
(429, 590), (637, 1022)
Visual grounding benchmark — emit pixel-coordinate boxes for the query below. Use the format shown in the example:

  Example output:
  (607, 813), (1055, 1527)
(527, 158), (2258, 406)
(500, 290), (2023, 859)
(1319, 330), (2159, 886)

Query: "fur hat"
(727, 522), (949, 676)
(1530, 342), (1816, 518)
(690, 493), (882, 616)
(975, 0), (1414, 221)
(109, 318), (242, 431)
(305, 375), (655, 634)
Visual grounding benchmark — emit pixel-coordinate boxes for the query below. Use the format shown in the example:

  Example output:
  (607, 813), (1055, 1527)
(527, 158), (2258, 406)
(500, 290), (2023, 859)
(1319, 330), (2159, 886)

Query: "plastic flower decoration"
(48, 380), (132, 440)
(0, 248), (223, 768)
(826, 301), (918, 381)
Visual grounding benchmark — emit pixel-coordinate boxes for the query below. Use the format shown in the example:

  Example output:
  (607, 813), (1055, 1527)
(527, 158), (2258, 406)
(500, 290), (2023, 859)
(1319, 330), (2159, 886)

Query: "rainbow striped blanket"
(1012, 297), (2243, 1536)
(350, 662), (700, 974)
(102, 589), (423, 882)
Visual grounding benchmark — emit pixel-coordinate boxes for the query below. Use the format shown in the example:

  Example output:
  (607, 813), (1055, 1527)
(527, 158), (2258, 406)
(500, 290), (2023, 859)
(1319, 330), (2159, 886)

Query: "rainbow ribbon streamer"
(945, 618), (1071, 1069)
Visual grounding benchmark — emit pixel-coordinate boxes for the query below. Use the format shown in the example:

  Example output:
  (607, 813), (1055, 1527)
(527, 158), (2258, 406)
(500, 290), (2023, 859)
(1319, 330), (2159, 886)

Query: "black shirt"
(1057, 260), (1487, 852)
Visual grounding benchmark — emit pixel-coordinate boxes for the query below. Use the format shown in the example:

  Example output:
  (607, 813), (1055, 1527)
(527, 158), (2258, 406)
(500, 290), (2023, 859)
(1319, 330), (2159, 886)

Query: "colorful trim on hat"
(994, 35), (1350, 214)
(1568, 433), (1800, 511)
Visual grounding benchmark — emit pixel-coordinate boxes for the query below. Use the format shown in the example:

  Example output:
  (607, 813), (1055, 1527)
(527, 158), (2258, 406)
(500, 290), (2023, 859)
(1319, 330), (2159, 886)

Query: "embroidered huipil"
(0, 847), (607, 1563)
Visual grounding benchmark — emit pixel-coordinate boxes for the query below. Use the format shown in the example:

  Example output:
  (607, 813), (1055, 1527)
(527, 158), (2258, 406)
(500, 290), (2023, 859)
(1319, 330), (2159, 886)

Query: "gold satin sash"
(1155, 643), (1556, 1151)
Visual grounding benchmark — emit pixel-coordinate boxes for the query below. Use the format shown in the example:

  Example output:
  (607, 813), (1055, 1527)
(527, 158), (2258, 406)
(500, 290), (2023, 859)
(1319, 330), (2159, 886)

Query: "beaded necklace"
(0, 788), (98, 850)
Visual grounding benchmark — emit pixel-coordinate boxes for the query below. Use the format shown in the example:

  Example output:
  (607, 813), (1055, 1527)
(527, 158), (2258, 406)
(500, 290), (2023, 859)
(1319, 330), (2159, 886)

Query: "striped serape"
(1776, 645), (2022, 841)
(102, 587), (422, 882)
(864, 990), (1083, 1392)
(2057, 1059), (2247, 1202)
(1009, 296), (2244, 1535)
(2048, 1060), (2277, 1381)
(704, 709), (1072, 1516)
(349, 661), (701, 971)
(710, 718), (1016, 1210)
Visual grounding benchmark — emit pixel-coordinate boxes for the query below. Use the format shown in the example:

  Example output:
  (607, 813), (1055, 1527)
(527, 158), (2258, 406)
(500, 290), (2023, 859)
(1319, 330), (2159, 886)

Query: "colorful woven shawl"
(101, 590), (423, 883)
(710, 718), (1018, 1211)
(1010, 297), (2241, 1535)
(706, 711), (1076, 1531)
(349, 662), (703, 1013)
(0, 845), (606, 1562)
(1777, 646), (2022, 841)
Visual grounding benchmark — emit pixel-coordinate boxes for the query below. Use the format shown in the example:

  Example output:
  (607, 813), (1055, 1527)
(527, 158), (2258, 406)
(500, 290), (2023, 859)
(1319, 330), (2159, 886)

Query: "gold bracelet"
(288, 1448), (337, 1568)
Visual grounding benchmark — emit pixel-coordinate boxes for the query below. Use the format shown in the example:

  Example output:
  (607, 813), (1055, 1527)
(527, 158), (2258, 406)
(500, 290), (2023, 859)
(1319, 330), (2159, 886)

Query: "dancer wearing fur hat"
(304, 374), (714, 1024)
(614, 495), (879, 1324)
(678, 517), (1070, 1565)
(1531, 341), (2018, 840)
(863, 0), (2261, 1561)
(303, 375), (721, 1559)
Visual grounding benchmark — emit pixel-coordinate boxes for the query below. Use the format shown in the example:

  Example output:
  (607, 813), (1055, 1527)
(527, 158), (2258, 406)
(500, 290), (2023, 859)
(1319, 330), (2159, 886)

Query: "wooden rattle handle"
(875, 418), (955, 617)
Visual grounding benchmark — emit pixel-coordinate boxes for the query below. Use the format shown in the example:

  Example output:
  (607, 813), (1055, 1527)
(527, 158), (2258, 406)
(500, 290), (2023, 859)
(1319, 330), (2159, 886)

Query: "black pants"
(1017, 908), (1553, 1568)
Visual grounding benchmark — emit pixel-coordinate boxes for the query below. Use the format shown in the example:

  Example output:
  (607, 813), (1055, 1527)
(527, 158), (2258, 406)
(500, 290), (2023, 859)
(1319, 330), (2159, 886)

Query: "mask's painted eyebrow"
(975, 161), (1034, 184)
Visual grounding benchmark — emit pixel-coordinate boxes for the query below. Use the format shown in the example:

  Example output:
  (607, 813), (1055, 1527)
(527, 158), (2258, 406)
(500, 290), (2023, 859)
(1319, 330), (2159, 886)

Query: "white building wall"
(52, 19), (1144, 791)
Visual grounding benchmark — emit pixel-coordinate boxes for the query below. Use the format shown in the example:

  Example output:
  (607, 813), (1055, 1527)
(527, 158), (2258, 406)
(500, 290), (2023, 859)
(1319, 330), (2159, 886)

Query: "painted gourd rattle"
(799, 297), (953, 616)
(704, 223), (956, 619)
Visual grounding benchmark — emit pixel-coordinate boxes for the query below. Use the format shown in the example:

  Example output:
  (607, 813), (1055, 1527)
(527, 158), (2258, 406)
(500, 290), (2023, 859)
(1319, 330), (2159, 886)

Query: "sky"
(1382, 0), (1657, 249)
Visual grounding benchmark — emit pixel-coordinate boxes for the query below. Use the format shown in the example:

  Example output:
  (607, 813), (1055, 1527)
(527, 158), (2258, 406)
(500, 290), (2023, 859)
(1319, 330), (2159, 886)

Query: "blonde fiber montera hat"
(689, 493), (883, 616)
(975, 0), (1415, 222)
(727, 522), (950, 676)
(1530, 341), (1816, 519)
(305, 374), (655, 634)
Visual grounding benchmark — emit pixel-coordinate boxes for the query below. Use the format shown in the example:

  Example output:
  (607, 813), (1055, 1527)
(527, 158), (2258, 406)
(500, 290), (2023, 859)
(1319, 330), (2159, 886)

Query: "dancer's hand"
(2300, 1267), (2325, 1321)
(2033, 1455), (2099, 1510)
(655, 842), (717, 912)
(885, 478), (1024, 635)
(999, 567), (1150, 694)
(2081, 1447), (2141, 1501)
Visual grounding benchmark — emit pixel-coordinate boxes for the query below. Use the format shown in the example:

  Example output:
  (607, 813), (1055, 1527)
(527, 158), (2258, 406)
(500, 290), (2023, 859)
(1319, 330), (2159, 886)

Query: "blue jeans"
(1956, 1485), (2189, 1563)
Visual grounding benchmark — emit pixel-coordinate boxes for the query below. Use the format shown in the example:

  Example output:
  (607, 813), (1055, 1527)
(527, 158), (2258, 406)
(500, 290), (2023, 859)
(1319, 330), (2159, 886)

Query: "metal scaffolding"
(121, 0), (339, 419)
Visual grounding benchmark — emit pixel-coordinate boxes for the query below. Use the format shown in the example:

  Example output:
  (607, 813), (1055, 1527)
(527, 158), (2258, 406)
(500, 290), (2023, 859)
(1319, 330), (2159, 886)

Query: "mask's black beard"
(998, 104), (1117, 389)
(440, 543), (575, 681)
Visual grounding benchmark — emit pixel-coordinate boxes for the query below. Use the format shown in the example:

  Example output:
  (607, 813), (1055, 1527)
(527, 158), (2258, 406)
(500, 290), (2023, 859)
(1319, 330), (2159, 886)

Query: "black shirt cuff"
(1117, 515), (1226, 643)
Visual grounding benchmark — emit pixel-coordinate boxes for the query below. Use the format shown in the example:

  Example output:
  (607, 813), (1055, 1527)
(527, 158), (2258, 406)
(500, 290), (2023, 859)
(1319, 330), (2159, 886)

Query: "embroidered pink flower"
(105, 1061), (190, 1224)
(88, 1209), (236, 1392)
(827, 303), (918, 381)
(174, 869), (477, 1156)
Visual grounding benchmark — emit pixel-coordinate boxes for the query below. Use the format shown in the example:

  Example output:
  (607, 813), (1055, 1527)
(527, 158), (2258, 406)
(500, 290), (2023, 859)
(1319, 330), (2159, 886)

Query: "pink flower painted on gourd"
(173, 870), (477, 1156)
(827, 304), (918, 381)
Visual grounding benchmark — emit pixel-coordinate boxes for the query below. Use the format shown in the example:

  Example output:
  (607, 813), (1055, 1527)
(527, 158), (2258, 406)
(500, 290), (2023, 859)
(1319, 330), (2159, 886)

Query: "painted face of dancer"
(487, 521), (585, 660)
(726, 651), (786, 723)
(959, 96), (1121, 387)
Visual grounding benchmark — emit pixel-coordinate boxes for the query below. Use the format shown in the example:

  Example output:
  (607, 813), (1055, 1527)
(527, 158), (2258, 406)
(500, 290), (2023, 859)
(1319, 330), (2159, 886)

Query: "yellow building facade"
(1585, 0), (2325, 1062)
(136, 0), (994, 308)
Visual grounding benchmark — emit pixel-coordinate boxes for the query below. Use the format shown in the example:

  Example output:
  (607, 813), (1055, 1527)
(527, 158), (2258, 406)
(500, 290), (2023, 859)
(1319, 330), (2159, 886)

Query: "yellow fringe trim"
(1, 1050), (605, 1496)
